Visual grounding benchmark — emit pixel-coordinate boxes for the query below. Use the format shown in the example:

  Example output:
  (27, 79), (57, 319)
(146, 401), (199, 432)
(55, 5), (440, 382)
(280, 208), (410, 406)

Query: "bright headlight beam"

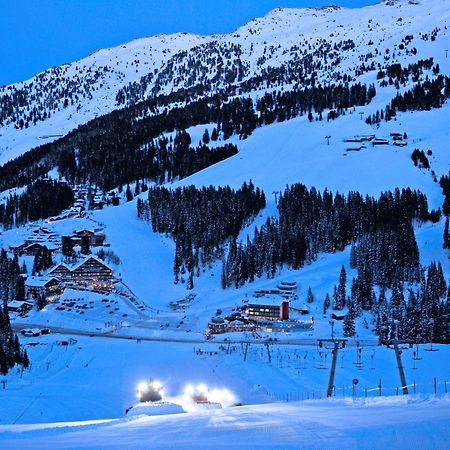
(137, 381), (148, 393)
(152, 380), (163, 390)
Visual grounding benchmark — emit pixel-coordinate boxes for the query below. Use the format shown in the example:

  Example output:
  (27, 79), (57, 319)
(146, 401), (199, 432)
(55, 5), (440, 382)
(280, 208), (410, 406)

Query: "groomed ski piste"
(1, 0), (450, 448)
(1, 397), (450, 449)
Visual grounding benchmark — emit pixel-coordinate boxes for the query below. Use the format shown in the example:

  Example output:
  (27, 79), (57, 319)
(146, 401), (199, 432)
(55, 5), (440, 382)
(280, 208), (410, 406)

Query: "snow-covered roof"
(9, 242), (26, 249)
(7, 300), (22, 308)
(7, 300), (32, 308)
(246, 297), (286, 308)
(24, 328), (42, 334)
(72, 255), (113, 272)
(24, 242), (59, 251)
(25, 276), (58, 287)
(48, 263), (71, 273)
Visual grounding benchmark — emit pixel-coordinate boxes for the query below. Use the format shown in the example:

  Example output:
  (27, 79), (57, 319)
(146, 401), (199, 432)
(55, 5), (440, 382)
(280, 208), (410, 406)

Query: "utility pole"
(324, 339), (346, 397)
(329, 320), (335, 340)
(243, 343), (250, 362)
(325, 135), (331, 146)
(392, 320), (409, 395)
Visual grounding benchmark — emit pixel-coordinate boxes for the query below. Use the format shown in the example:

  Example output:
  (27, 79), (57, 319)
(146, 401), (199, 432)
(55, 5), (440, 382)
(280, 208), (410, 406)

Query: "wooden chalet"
(372, 138), (389, 146)
(360, 134), (375, 141)
(25, 276), (64, 302)
(23, 242), (58, 256)
(32, 227), (51, 235)
(48, 263), (72, 282)
(7, 300), (33, 314)
(92, 195), (105, 209)
(390, 133), (404, 141)
(71, 229), (106, 246)
(71, 256), (113, 289)
(9, 243), (27, 256)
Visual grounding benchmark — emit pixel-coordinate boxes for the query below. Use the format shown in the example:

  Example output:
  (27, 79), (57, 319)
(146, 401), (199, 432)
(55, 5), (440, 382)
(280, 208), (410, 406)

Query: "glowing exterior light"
(136, 379), (164, 403)
(138, 382), (148, 393)
(152, 380), (163, 390)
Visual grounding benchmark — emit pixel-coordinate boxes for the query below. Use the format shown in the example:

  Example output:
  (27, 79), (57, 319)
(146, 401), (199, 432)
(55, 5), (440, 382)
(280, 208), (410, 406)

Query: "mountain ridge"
(1, 0), (447, 165)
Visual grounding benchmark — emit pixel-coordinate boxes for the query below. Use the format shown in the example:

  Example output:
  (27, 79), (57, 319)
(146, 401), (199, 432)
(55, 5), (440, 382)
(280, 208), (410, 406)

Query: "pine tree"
(221, 261), (227, 290)
(125, 184), (133, 202)
(202, 129), (210, 144)
(443, 217), (450, 249)
(22, 349), (30, 369)
(134, 181), (141, 196)
(187, 271), (194, 290)
(41, 248), (53, 271)
(307, 287), (314, 303)
(336, 266), (347, 310)
(332, 285), (338, 309)
(37, 293), (47, 310)
(211, 127), (218, 141)
(173, 259), (180, 285)
(62, 235), (74, 256)
(0, 305), (26, 374)
(32, 253), (41, 275)
(323, 293), (331, 314)
(376, 306), (390, 343)
(0, 347), (7, 375)
(343, 312), (356, 337)
(15, 276), (25, 301)
(80, 235), (90, 255)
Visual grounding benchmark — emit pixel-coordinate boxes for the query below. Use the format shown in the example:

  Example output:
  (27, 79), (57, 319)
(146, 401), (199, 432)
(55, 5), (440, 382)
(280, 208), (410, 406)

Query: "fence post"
(396, 387), (399, 396)
(434, 377), (437, 395)
(365, 388), (368, 398)
(445, 381), (448, 394)
(378, 379), (382, 397)
(413, 380), (416, 395)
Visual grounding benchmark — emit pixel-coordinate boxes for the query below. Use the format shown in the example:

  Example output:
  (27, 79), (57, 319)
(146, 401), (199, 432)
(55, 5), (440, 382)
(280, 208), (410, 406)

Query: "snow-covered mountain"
(0, 32), (210, 164)
(1, 1), (450, 447)
(1, 0), (449, 164)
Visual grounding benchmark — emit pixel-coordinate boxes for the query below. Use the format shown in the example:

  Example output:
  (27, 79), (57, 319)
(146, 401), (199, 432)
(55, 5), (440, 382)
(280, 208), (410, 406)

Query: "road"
(12, 322), (381, 347)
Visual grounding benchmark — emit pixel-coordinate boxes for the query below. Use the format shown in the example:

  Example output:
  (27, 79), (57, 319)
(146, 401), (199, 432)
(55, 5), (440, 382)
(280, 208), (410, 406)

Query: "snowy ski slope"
(1, 1), (450, 447)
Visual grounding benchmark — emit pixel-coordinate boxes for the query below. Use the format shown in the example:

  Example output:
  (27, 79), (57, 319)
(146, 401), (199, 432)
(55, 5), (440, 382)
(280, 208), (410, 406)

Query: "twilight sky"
(0, 0), (379, 86)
